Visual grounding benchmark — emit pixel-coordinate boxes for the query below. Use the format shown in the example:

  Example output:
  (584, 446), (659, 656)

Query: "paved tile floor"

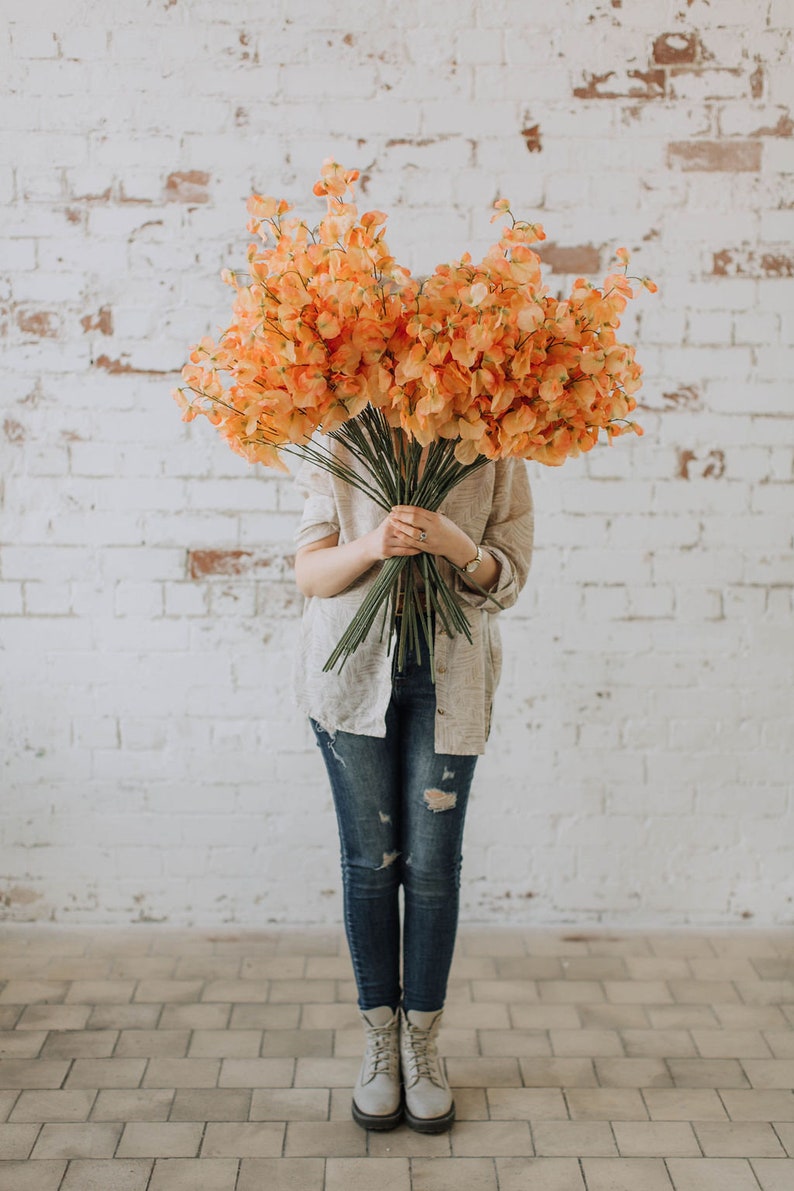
(0, 925), (792, 1190)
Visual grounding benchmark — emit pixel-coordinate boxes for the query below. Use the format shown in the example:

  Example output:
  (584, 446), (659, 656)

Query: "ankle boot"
(400, 1007), (455, 1133)
(351, 1005), (402, 1130)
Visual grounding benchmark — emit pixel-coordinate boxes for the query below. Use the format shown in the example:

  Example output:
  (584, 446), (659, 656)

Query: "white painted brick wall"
(1, 0), (792, 926)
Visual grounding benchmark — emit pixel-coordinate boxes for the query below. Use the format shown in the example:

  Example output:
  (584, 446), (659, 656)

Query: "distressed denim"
(311, 643), (478, 1013)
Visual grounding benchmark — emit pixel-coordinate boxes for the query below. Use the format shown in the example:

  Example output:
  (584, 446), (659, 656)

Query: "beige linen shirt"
(292, 440), (534, 755)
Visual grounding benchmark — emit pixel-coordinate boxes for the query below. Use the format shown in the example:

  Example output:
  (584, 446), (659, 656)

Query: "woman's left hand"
(389, 505), (478, 571)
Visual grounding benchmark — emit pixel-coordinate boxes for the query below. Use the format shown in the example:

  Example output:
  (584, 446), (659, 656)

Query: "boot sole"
(351, 1099), (403, 1131)
(404, 1102), (455, 1134)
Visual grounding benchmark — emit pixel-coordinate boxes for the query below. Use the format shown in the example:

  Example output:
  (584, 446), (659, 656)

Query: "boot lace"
(403, 1022), (444, 1086)
(365, 1023), (398, 1077)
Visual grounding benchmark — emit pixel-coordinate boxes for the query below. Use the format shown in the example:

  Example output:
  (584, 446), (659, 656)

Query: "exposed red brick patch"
(81, 306), (113, 335)
(3, 418), (25, 444)
(17, 310), (58, 338)
(750, 60), (763, 100)
(0, 885), (42, 907)
(573, 68), (665, 100)
(663, 384), (701, 408)
(667, 140), (761, 171)
(712, 247), (794, 278)
(94, 354), (170, 375)
(189, 549), (273, 579)
(521, 124), (542, 152)
(343, 32), (354, 45)
(165, 170), (210, 204)
(65, 207), (82, 224)
(71, 186), (112, 204)
(385, 137), (439, 148)
(652, 33), (699, 65)
(677, 448), (726, 480)
(118, 185), (154, 205)
(749, 112), (793, 138)
(538, 243), (600, 274)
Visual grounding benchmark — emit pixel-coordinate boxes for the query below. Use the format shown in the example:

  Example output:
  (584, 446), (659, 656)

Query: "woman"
(293, 438), (534, 1133)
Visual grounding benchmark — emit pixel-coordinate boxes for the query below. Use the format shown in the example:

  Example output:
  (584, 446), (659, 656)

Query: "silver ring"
(418, 530), (427, 542)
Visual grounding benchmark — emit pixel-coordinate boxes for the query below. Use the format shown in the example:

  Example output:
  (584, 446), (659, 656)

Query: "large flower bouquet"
(174, 159), (655, 675)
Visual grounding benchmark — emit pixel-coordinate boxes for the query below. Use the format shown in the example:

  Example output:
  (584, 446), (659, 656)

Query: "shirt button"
(437, 665), (446, 675)
(437, 708), (445, 716)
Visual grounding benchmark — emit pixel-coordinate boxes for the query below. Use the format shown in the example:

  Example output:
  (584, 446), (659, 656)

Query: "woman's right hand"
(295, 515), (420, 599)
(362, 514), (423, 563)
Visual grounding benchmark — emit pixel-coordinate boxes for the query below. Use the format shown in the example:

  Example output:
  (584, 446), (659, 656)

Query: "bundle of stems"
(284, 407), (493, 679)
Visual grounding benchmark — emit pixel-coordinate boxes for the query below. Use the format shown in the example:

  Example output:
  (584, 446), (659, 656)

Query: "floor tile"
(88, 1005), (162, 1030)
(0, 982), (68, 1005)
(621, 1029), (696, 1058)
(65, 1059), (145, 1088)
(59, 1158), (153, 1191)
(0, 1160), (67, 1190)
(741, 1060), (794, 1089)
(148, 1157), (240, 1191)
(237, 1157), (325, 1190)
(412, 1156), (497, 1191)
(720, 1090), (794, 1121)
(0, 1060), (69, 1089)
(15, 1005), (91, 1031)
(0, 1031), (46, 1058)
(665, 1157), (760, 1190)
(519, 1057), (597, 1086)
(643, 1089), (728, 1121)
(115, 1030), (190, 1058)
(486, 1087), (567, 1119)
(284, 1119), (366, 1157)
(159, 1004), (232, 1030)
(445, 1058), (522, 1088)
(40, 1030), (118, 1059)
(667, 1059), (750, 1088)
(249, 1088), (329, 1121)
(581, 1156), (674, 1190)
(566, 1087), (647, 1120)
(201, 1121), (285, 1156)
(116, 1121), (203, 1157)
(188, 1029), (262, 1058)
(169, 1088), (251, 1121)
(549, 1029), (623, 1056)
(90, 1090), (174, 1121)
(219, 1058), (295, 1087)
(31, 1122), (122, 1159)
(450, 1120), (533, 1156)
(693, 1121), (787, 1157)
(142, 1059), (220, 1088)
(595, 1058), (673, 1087)
(10, 1090), (96, 1122)
(612, 1121), (699, 1156)
(368, 1126), (450, 1156)
(532, 1119), (617, 1155)
(0, 1122), (40, 1158)
(750, 1158), (794, 1191)
(325, 1157), (411, 1190)
(495, 1156), (585, 1190)
(65, 982), (135, 1004)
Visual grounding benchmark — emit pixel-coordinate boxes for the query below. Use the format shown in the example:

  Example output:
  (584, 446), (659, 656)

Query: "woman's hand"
(362, 514), (423, 562)
(388, 506), (478, 570)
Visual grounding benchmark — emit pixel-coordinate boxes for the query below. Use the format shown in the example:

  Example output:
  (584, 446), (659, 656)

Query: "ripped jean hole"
(423, 788), (457, 813)
(378, 811), (392, 824)
(377, 850), (400, 869)
(325, 736), (346, 767)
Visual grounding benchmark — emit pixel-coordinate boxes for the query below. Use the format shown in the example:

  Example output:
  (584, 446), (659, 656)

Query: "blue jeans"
(311, 644), (478, 1013)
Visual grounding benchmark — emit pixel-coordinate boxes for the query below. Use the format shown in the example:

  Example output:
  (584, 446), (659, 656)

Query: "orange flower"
(174, 160), (655, 472)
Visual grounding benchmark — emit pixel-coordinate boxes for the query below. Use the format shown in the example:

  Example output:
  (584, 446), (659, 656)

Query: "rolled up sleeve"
(453, 458), (534, 612)
(293, 459), (340, 551)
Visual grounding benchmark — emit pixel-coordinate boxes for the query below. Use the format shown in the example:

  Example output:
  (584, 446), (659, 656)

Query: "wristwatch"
(463, 545), (483, 574)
